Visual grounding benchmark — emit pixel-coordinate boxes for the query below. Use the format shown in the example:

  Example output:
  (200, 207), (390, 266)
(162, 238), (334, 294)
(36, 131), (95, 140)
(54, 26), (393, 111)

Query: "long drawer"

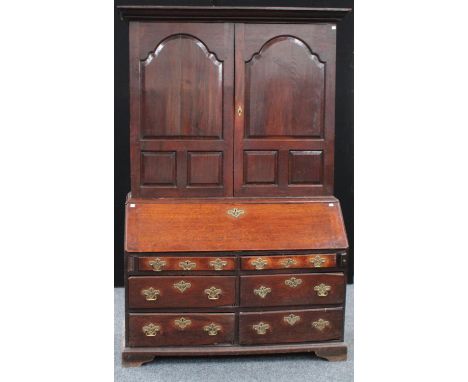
(240, 273), (345, 307)
(128, 313), (235, 347)
(128, 276), (236, 308)
(239, 307), (343, 345)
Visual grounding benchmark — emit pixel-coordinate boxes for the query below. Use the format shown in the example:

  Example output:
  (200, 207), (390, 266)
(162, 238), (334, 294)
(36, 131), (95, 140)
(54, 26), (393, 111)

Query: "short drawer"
(241, 254), (337, 270)
(138, 256), (236, 272)
(128, 313), (235, 347)
(240, 273), (345, 307)
(128, 276), (236, 309)
(239, 307), (343, 345)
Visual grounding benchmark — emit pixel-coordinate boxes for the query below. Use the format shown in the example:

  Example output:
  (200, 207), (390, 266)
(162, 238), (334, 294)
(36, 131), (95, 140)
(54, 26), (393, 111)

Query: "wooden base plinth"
(122, 342), (347, 367)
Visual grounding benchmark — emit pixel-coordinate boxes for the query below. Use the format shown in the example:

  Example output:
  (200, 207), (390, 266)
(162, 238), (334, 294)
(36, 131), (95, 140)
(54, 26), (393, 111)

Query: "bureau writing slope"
(119, 6), (351, 367)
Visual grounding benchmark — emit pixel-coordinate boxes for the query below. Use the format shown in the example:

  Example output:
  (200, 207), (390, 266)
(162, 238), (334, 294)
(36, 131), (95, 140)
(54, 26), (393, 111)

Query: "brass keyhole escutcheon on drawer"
(314, 283), (331, 297)
(204, 286), (222, 300)
(253, 322), (270, 335)
(284, 277), (303, 288)
(141, 287), (160, 301)
(173, 280), (192, 293)
(251, 257), (268, 270)
(312, 318), (330, 331)
(254, 285), (271, 298)
(283, 314), (301, 326)
(179, 260), (196, 270)
(310, 255), (326, 268)
(209, 258), (227, 270)
(148, 258), (166, 271)
(237, 105), (243, 116)
(174, 317), (192, 330)
(227, 207), (245, 218)
(204, 323), (222, 336)
(142, 323), (160, 336)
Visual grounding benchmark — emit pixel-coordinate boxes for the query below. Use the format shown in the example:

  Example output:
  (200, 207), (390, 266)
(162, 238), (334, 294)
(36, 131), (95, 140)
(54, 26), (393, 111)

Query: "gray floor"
(114, 285), (353, 382)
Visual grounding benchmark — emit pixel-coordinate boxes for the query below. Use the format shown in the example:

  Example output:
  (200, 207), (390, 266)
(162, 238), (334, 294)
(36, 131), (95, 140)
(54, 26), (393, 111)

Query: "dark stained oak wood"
(241, 254), (337, 270)
(125, 201), (348, 252)
(239, 307), (343, 345)
(128, 276), (236, 309)
(138, 256), (236, 272)
(240, 273), (345, 307)
(128, 313), (235, 347)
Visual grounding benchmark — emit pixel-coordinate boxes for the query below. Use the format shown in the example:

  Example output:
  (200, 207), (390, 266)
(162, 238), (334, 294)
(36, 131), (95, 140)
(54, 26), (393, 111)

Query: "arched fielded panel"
(245, 36), (325, 138)
(141, 34), (223, 139)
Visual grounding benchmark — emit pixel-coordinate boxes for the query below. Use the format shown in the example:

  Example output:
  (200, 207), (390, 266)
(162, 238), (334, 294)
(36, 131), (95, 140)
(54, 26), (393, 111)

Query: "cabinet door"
(234, 24), (336, 196)
(130, 23), (234, 197)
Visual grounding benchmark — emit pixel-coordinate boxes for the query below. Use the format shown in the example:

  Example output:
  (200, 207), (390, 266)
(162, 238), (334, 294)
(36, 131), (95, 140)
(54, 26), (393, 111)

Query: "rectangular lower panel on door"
(128, 313), (235, 347)
(239, 307), (343, 345)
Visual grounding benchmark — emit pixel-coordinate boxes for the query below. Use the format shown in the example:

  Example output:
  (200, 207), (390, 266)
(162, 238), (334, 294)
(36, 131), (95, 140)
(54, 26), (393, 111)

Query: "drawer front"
(138, 256), (236, 272)
(128, 313), (235, 347)
(240, 273), (345, 307)
(129, 276), (236, 308)
(239, 308), (343, 345)
(241, 254), (337, 270)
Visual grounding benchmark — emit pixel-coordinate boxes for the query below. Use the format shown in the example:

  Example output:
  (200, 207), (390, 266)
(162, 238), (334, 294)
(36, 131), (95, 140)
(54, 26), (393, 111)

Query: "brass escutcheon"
(141, 287), (160, 301)
(314, 283), (331, 297)
(312, 318), (330, 331)
(142, 323), (160, 336)
(148, 258), (166, 272)
(204, 286), (222, 300)
(179, 260), (196, 270)
(254, 285), (271, 298)
(227, 207), (244, 218)
(253, 322), (270, 335)
(210, 258), (228, 271)
(174, 317), (192, 330)
(204, 322), (221, 336)
(237, 105), (243, 116)
(283, 314), (301, 326)
(284, 277), (303, 288)
(173, 280), (191, 293)
(251, 257), (268, 270)
(280, 258), (296, 268)
(310, 255), (326, 268)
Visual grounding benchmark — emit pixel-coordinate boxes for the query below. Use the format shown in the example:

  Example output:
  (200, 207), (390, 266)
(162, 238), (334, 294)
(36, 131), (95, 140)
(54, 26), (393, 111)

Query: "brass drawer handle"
(280, 258), (296, 268)
(210, 258), (228, 270)
(251, 257), (268, 270)
(179, 260), (196, 270)
(142, 323), (160, 336)
(204, 286), (222, 300)
(148, 258), (166, 272)
(141, 287), (160, 301)
(284, 277), (303, 288)
(310, 255), (326, 268)
(227, 207), (244, 218)
(173, 280), (191, 293)
(254, 285), (271, 298)
(314, 283), (331, 297)
(283, 314), (301, 326)
(174, 317), (192, 330)
(312, 318), (330, 331)
(204, 322), (221, 336)
(253, 322), (270, 335)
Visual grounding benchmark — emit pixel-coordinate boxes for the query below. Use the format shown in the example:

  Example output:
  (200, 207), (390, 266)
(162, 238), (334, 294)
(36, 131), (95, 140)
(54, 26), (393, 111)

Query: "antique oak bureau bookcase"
(119, 6), (350, 367)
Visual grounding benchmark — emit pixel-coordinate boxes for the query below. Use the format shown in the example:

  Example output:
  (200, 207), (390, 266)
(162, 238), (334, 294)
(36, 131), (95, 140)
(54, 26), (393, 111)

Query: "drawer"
(128, 276), (236, 309)
(128, 313), (235, 347)
(239, 307), (343, 345)
(241, 254), (337, 270)
(138, 256), (236, 272)
(240, 273), (345, 307)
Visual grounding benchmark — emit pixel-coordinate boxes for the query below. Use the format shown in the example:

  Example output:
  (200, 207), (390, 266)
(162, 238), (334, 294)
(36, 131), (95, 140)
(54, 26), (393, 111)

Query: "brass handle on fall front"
(141, 287), (160, 301)
(204, 286), (222, 300)
(253, 322), (270, 335)
(312, 318), (330, 331)
(254, 285), (271, 298)
(204, 322), (221, 336)
(237, 105), (243, 116)
(314, 283), (331, 297)
(148, 258), (166, 271)
(142, 323), (160, 336)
